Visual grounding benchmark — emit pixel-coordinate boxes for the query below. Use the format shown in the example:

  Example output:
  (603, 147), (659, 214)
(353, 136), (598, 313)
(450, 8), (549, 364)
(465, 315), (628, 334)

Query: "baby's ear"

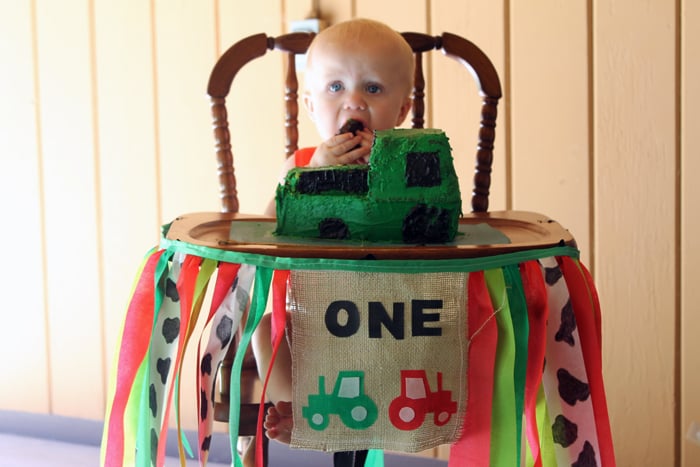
(302, 91), (315, 119)
(396, 96), (412, 126)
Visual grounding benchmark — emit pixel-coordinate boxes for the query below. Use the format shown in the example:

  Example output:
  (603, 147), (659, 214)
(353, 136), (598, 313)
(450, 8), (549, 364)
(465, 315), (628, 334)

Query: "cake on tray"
(274, 128), (462, 244)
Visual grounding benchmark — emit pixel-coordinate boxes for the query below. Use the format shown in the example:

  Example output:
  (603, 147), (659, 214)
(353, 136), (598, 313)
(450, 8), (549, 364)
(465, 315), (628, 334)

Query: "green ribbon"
(365, 449), (384, 466)
(503, 264), (529, 464)
(230, 266), (273, 467)
(537, 384), (557, 467)
(485, 268), (518, 467)
(160, 234), (578, 273)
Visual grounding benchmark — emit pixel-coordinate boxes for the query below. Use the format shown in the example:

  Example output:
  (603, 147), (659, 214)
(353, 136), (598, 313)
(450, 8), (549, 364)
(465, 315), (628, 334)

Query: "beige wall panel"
(33, 0), (104, 419)
(356, 0), (426, 30)
(510, 1), (591, 264)
(217, 0), (286, 215)
(154, 0), (220, 223)
(431, 1), (508, 215)
(285, 0), (327, 154)
(317, 0), (353, 25)
(682, 0), (700, 464)
(285, 0), (315, 27)
(0, 0), (50, 413)
(594, 1), (677, 464)
(93, 0), (162, 404)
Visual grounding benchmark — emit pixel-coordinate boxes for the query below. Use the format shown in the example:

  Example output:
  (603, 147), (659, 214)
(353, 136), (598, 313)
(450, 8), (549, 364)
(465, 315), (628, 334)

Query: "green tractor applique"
(302, 370), (378, 431)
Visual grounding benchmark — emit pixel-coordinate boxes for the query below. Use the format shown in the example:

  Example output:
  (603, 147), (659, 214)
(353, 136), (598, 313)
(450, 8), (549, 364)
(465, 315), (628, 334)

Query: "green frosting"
(275, 128), (462, 243)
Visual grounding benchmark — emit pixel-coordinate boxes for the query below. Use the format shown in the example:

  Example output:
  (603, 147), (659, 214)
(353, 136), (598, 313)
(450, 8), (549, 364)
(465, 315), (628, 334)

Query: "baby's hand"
(308, 130), (372, 167)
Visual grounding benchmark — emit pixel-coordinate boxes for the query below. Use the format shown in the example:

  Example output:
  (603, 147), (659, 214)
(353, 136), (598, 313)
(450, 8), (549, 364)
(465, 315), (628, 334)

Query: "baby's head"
(303, 19), (415, 140)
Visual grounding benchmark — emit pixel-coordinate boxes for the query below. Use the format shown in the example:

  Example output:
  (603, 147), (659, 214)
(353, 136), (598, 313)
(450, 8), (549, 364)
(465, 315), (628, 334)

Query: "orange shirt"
(294, 147), (316, 167)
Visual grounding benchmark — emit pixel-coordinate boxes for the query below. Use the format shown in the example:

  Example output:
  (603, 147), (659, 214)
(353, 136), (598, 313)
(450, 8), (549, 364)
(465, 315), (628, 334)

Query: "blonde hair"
(305, 18), (415, 95)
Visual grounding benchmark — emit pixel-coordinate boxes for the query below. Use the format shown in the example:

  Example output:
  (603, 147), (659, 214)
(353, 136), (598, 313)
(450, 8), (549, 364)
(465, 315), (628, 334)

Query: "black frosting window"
(405, 152), (441, 187)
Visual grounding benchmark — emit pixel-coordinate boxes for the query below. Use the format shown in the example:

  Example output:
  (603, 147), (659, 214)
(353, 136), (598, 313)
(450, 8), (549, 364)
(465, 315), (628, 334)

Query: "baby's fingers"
(330, 133), (363, 153)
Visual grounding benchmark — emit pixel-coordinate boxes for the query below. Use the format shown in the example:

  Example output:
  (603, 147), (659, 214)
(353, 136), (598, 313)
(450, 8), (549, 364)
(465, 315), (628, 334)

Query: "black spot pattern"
(551, 414), (578, 448)
(216, 316), (233, 349)
(150, 428), (158, 467)
(200, 389), (208, 421)
(157, 357), (171, 385)
(572, 441), (597, 467)
(201, 435), (211, 452)
(165, 278), (179, 301)
(557, 368), (590, 406)
(555, 299), (576, 346)
(231, 276), (238, 292)
(149, 384), (157, 417)
(201, 353), (212, 375)
(544, 265), (563, 286)
(162, 317), (180, 344)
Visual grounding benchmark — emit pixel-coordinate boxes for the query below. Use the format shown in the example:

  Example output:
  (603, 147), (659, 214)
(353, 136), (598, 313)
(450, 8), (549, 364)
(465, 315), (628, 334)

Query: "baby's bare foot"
(263, 401), (293, 444)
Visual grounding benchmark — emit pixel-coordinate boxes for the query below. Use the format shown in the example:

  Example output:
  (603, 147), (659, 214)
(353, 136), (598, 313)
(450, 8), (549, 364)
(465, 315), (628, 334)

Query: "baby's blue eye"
(328, 82), (343, 92)
(366, 84), (382, 94)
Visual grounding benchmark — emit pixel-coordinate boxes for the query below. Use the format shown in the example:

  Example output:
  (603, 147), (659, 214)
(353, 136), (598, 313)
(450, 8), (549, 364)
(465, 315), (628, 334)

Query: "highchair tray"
(164, 210), (575, 260)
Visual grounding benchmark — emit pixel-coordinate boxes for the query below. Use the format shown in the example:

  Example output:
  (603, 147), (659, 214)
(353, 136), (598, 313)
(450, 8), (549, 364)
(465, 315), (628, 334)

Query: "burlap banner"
(289, 270), (468, 452)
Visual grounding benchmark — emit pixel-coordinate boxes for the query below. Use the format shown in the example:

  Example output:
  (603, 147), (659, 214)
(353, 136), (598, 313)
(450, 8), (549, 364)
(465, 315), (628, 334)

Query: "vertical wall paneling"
(0, 0), (50, 413)
(317, 0), (353, 25)
(285, 0), (323, 156)
(355, 0), (426, 30)
(216, 0), (285, 215)
(93, 0), (162, 402)
(681, 0), (700, 465)
(594, 1), (677, 464)
(34, 0), (104, 418)
(154, 0), (220, 223)
(285, 0), (314, 25)
(431, 1), (508, 215)
(2, 2), (698, 463)
(510, 0), (591, 264)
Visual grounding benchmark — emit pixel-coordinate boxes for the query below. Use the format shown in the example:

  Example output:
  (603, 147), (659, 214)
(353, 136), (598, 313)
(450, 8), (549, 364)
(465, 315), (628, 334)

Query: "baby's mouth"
(337, 118), (366, 135)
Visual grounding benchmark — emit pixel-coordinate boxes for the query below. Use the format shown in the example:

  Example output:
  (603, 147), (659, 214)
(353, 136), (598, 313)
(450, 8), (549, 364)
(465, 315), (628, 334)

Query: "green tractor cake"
(275, 128), (462, 244)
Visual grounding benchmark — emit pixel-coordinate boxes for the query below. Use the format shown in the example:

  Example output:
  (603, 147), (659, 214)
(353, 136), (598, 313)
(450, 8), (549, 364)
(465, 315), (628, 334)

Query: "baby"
(248, 17), (415, 465)
(262, 17), (414, 216)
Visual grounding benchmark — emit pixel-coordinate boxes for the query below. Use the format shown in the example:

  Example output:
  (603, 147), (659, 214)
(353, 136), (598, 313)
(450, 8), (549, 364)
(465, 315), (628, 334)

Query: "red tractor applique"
(389, 370), (457, 430)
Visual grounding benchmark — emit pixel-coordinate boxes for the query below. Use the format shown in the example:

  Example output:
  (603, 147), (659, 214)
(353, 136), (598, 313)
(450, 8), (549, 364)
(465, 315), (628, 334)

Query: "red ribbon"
(557, 257), (615, 466)
(449, 271), (498, 466)
(256, 269), (290, 467)
(103, 249), (166, 466)
(520, 260), (549, 467)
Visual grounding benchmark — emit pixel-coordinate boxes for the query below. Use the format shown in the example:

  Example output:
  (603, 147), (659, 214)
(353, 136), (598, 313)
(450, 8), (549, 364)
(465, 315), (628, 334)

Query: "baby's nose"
(343, 91), (367, 110)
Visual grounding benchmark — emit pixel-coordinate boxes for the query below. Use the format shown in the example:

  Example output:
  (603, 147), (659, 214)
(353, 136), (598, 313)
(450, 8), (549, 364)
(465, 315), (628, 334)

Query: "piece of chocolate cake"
(338, 118), (364, 135)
